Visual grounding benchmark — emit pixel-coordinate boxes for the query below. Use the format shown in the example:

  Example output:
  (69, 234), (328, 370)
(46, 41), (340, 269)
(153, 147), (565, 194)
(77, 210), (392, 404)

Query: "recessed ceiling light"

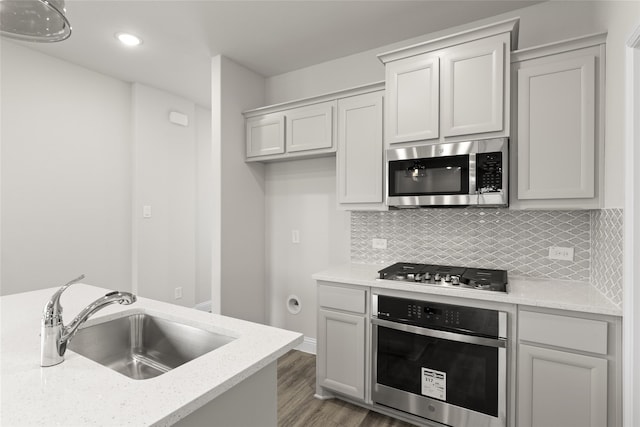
(115, 32), (142, 47)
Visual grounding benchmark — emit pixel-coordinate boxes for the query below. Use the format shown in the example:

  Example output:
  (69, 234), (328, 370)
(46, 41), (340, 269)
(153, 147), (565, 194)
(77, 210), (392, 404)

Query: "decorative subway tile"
(351, 208), (624, 308)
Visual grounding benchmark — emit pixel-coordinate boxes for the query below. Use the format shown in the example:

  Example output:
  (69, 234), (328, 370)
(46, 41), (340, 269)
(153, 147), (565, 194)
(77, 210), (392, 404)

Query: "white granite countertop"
(313, 263), (622, 317)
(0, 284), (303, 426)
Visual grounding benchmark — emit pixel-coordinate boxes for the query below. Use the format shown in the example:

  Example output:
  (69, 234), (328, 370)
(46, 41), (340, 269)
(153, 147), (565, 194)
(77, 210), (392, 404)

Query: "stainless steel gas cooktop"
(377, 262), (508, 293)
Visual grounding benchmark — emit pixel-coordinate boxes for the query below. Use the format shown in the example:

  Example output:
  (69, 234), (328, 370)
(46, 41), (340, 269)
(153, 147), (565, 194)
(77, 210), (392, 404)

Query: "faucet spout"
(58, 291), (137, 354)
(40, 277), (136, 367)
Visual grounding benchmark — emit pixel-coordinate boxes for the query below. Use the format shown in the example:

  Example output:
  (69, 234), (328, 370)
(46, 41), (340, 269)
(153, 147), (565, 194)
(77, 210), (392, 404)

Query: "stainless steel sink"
(68, 313), (235, 380)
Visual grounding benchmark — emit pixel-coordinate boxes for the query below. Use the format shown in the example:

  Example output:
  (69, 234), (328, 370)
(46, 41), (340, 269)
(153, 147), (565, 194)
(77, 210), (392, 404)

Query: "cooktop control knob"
(451, 275), (460, 285)
(444, 274), (451, 282)
(434, 273), (441, 281)
(475, 279), (491, 290)
(424, 272), (431, 280)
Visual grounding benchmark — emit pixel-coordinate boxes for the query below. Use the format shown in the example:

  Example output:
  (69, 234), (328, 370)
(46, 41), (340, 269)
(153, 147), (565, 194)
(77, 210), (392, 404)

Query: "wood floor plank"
(277, 350), (417, 427)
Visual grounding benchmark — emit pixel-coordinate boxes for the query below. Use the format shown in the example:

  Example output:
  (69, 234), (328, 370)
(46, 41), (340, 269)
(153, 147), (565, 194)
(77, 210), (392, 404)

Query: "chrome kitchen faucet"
(40, 275), (137, 367)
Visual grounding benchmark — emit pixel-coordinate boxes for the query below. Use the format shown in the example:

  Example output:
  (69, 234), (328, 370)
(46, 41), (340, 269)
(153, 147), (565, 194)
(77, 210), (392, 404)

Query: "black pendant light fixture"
(0, 0), (72, 42)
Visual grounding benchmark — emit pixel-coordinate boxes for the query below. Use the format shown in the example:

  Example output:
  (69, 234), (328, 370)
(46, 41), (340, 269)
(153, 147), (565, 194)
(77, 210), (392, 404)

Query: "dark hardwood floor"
(277, 350), (416, 427)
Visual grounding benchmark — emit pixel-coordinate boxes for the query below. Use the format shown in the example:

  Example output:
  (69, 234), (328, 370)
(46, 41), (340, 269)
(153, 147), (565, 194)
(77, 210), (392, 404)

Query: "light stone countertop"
(0, 284), (303, 426)
(312, 263), (622, 317)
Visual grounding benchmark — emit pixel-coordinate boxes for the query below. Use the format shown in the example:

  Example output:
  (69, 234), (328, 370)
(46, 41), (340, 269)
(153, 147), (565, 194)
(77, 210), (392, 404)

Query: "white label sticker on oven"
(421, 367), (446, 401)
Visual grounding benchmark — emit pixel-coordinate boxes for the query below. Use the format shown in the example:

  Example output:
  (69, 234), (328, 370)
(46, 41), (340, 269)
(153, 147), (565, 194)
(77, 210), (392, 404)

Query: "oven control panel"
(407, 303), (462, 326)
(376, 295), (499, 337)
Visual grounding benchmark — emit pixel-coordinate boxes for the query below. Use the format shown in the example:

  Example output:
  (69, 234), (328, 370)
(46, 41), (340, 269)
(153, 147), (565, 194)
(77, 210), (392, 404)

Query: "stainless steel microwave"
(386, 138), (508, 208)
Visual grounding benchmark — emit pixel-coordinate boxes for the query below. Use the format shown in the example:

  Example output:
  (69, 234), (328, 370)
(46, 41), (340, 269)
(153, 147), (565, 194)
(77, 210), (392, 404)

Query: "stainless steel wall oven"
(372, 294), (508, 427)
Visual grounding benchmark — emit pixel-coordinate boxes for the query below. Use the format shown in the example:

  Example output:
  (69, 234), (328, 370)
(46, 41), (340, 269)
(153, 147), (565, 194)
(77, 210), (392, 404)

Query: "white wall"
(132, 83), (209, 307)
(623, 24), (640, 427)
(265, 157), (350, 337)
(0, 40), (132, 295)
(266, 1), (640, 209)
(0, 41), (211, 305)
(195, 105), (213, 305)
(212, 55), (267, 323)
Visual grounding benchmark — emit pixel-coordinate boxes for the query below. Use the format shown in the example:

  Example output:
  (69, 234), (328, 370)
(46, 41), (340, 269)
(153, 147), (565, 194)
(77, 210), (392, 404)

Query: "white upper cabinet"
(246, 113), (285, 158)
(385, 54), (439, 144)
(511, 33), (606, 209)
(244, 100), (336, 162)
(286, 102), (335, 153)
(337, 89), (385, 209)
(441, 33), (507, 137)
(244, 84), (383, 163)
(378, 18), (518, 146)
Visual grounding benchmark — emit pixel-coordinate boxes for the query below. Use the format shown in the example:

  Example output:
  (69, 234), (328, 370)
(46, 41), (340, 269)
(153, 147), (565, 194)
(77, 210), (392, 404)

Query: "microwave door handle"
(469, 152), (477, 195)
(371, 317), (507, 349)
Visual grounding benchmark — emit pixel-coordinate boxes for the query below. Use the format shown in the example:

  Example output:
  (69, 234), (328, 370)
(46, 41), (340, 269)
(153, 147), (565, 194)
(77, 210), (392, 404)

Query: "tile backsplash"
(591, 209), (623, 306)
(351, 208), (623, 307)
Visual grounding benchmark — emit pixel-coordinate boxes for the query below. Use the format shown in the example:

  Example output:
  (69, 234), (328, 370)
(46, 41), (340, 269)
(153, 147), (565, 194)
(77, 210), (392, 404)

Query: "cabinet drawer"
(318, 284), (366, 314)
(519, 311), (607, 355)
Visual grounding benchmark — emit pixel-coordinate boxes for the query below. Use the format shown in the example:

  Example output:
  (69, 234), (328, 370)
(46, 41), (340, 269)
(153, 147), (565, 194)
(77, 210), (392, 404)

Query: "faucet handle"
(43, 274), (86, 324)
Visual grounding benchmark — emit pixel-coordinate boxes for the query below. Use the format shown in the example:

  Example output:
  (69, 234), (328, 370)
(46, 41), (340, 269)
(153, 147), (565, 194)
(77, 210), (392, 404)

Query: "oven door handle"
(371, 317), (507, 348)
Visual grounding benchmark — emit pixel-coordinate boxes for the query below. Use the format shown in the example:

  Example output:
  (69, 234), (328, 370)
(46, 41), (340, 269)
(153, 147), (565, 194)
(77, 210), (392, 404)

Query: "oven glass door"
(388, 155), (470, 197)
(376, 324), (499, 417)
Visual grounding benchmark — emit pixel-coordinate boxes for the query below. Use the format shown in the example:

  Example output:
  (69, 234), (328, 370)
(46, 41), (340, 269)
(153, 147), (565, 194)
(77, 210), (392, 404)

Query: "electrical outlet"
(292, 229), (300, 244)
(548, 246), (574, 261)
(174, 287), (183, 299)
(372, 238), (388, 249)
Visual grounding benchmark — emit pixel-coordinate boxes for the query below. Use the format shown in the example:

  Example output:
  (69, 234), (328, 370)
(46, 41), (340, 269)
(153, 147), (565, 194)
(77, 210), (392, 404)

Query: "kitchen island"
(0, 284), (303, 426)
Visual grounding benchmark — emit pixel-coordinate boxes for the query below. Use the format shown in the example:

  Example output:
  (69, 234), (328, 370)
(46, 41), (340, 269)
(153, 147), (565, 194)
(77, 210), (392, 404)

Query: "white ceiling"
(15, 0), (542, 107)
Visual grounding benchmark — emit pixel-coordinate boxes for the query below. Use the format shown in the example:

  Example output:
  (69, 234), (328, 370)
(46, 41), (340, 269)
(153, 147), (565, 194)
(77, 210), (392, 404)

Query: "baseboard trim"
(295, 336), (316, 354)
(194, 300), (212, 312)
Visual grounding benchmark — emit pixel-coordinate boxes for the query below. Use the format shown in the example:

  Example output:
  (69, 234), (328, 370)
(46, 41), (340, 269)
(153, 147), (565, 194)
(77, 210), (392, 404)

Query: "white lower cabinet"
(317, 309), (366, 399)
(316, 283), (367, 401)
(518, 344), (607, 427)
(517, 309), (621, 427)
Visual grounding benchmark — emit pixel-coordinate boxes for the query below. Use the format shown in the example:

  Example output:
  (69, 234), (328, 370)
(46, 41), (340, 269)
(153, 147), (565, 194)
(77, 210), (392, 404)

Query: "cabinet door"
(385, 53), (439, 144)
(441, 33), (506, 137)
(286, 101), (335, 153)
(337, 91), (383, 206)
(518, 344), (607, 427)
(517, 54), (596, 200)
(246, 113), (285, 158)
(317, 308), (366, 400)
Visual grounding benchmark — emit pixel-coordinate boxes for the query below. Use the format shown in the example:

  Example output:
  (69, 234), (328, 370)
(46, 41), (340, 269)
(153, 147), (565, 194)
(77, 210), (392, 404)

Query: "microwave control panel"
(476, 152), (503, 194)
